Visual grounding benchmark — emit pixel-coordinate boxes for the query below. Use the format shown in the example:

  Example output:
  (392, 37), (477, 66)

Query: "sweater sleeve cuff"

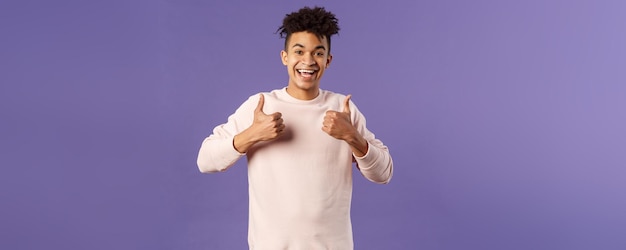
(354, 141), (374, 166)
(227, 137), (246, 156)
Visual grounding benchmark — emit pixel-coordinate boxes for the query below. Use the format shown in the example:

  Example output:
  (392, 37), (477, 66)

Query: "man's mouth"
(297, 69), (317, 77)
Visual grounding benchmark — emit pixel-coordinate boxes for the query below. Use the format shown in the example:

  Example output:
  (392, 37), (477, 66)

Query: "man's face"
(281, 31), (332, 98)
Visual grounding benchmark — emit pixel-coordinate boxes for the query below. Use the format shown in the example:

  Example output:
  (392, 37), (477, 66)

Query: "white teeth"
(298, 69), (315, 73)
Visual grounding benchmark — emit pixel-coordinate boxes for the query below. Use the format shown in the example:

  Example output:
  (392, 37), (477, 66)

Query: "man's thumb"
(343, 94), (351, 113)
(255, 94), (265, 114)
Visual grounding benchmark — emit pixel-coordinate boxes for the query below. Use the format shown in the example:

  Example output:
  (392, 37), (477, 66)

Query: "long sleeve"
(196, 96), (256, 173)
(351, 104), (394, 184)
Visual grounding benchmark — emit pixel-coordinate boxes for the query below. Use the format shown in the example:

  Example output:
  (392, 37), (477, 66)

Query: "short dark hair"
(277, 6), (340, 52)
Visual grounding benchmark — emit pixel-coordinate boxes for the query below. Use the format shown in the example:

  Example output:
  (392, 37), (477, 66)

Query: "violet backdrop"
(1, 0), (625, 249)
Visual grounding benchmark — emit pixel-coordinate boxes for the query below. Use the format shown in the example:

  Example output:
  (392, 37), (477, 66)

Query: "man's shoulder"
(240, 88), (284, 102)
(319, 88), (348, 100)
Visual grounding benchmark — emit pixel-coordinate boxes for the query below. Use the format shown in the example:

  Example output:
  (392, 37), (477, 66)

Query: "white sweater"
(197, 87), (393, 250)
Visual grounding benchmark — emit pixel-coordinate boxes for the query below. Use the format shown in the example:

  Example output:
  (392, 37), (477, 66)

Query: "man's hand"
(234, 94), (285, 153)
(322, 95), (368, 157)
(252, 94), (285, 141)
(322, 95), (355, 140)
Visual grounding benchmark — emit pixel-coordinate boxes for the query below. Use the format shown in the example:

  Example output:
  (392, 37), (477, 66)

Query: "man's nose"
(301, 54), (316, 66)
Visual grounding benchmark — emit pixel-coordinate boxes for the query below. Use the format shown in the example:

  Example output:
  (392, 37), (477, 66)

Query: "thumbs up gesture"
(252, 94), (285, 141)
(322, 95), (356, 140)
(233, 94), (285, 153)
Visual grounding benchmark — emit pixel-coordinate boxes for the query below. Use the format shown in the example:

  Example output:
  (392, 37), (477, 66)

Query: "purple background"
(1, 0), (625, 249)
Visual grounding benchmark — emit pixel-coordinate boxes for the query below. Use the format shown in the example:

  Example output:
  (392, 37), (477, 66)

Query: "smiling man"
(197, 6), (393, 249)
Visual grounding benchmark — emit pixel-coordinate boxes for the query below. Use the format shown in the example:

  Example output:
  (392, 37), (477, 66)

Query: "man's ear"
(280, 50), (288, 66)
(326, 53), (333, 68)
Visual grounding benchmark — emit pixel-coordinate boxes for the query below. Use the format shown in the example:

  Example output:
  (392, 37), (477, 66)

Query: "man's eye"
(294, 51), (303, 55)
(316, 52), (325, 56)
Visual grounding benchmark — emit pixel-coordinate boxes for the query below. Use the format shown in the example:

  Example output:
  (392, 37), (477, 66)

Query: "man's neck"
(286, 86), (319, 100)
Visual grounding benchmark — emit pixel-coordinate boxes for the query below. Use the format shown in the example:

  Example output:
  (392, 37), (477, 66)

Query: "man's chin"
(289, 79), (317, 88)
(296, 82), (319, 90)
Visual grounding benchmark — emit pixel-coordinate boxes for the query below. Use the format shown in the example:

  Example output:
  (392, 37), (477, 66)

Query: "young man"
(197, 6), (393, 249)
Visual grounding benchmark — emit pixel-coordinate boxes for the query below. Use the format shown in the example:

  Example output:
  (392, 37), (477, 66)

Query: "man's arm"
(197, 94), (285, 173)
(322, 95), (393, 183)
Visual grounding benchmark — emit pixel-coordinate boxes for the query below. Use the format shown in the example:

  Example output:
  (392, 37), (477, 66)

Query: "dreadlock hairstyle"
(277, 6), (340, 53)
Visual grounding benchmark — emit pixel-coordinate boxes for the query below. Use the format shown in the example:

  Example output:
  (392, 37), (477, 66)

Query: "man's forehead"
(287, 32), (328, 48)
(291, 43), (327, 50)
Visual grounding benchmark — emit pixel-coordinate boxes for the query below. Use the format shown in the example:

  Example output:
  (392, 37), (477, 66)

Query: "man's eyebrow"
(291, 44), (327, 50)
